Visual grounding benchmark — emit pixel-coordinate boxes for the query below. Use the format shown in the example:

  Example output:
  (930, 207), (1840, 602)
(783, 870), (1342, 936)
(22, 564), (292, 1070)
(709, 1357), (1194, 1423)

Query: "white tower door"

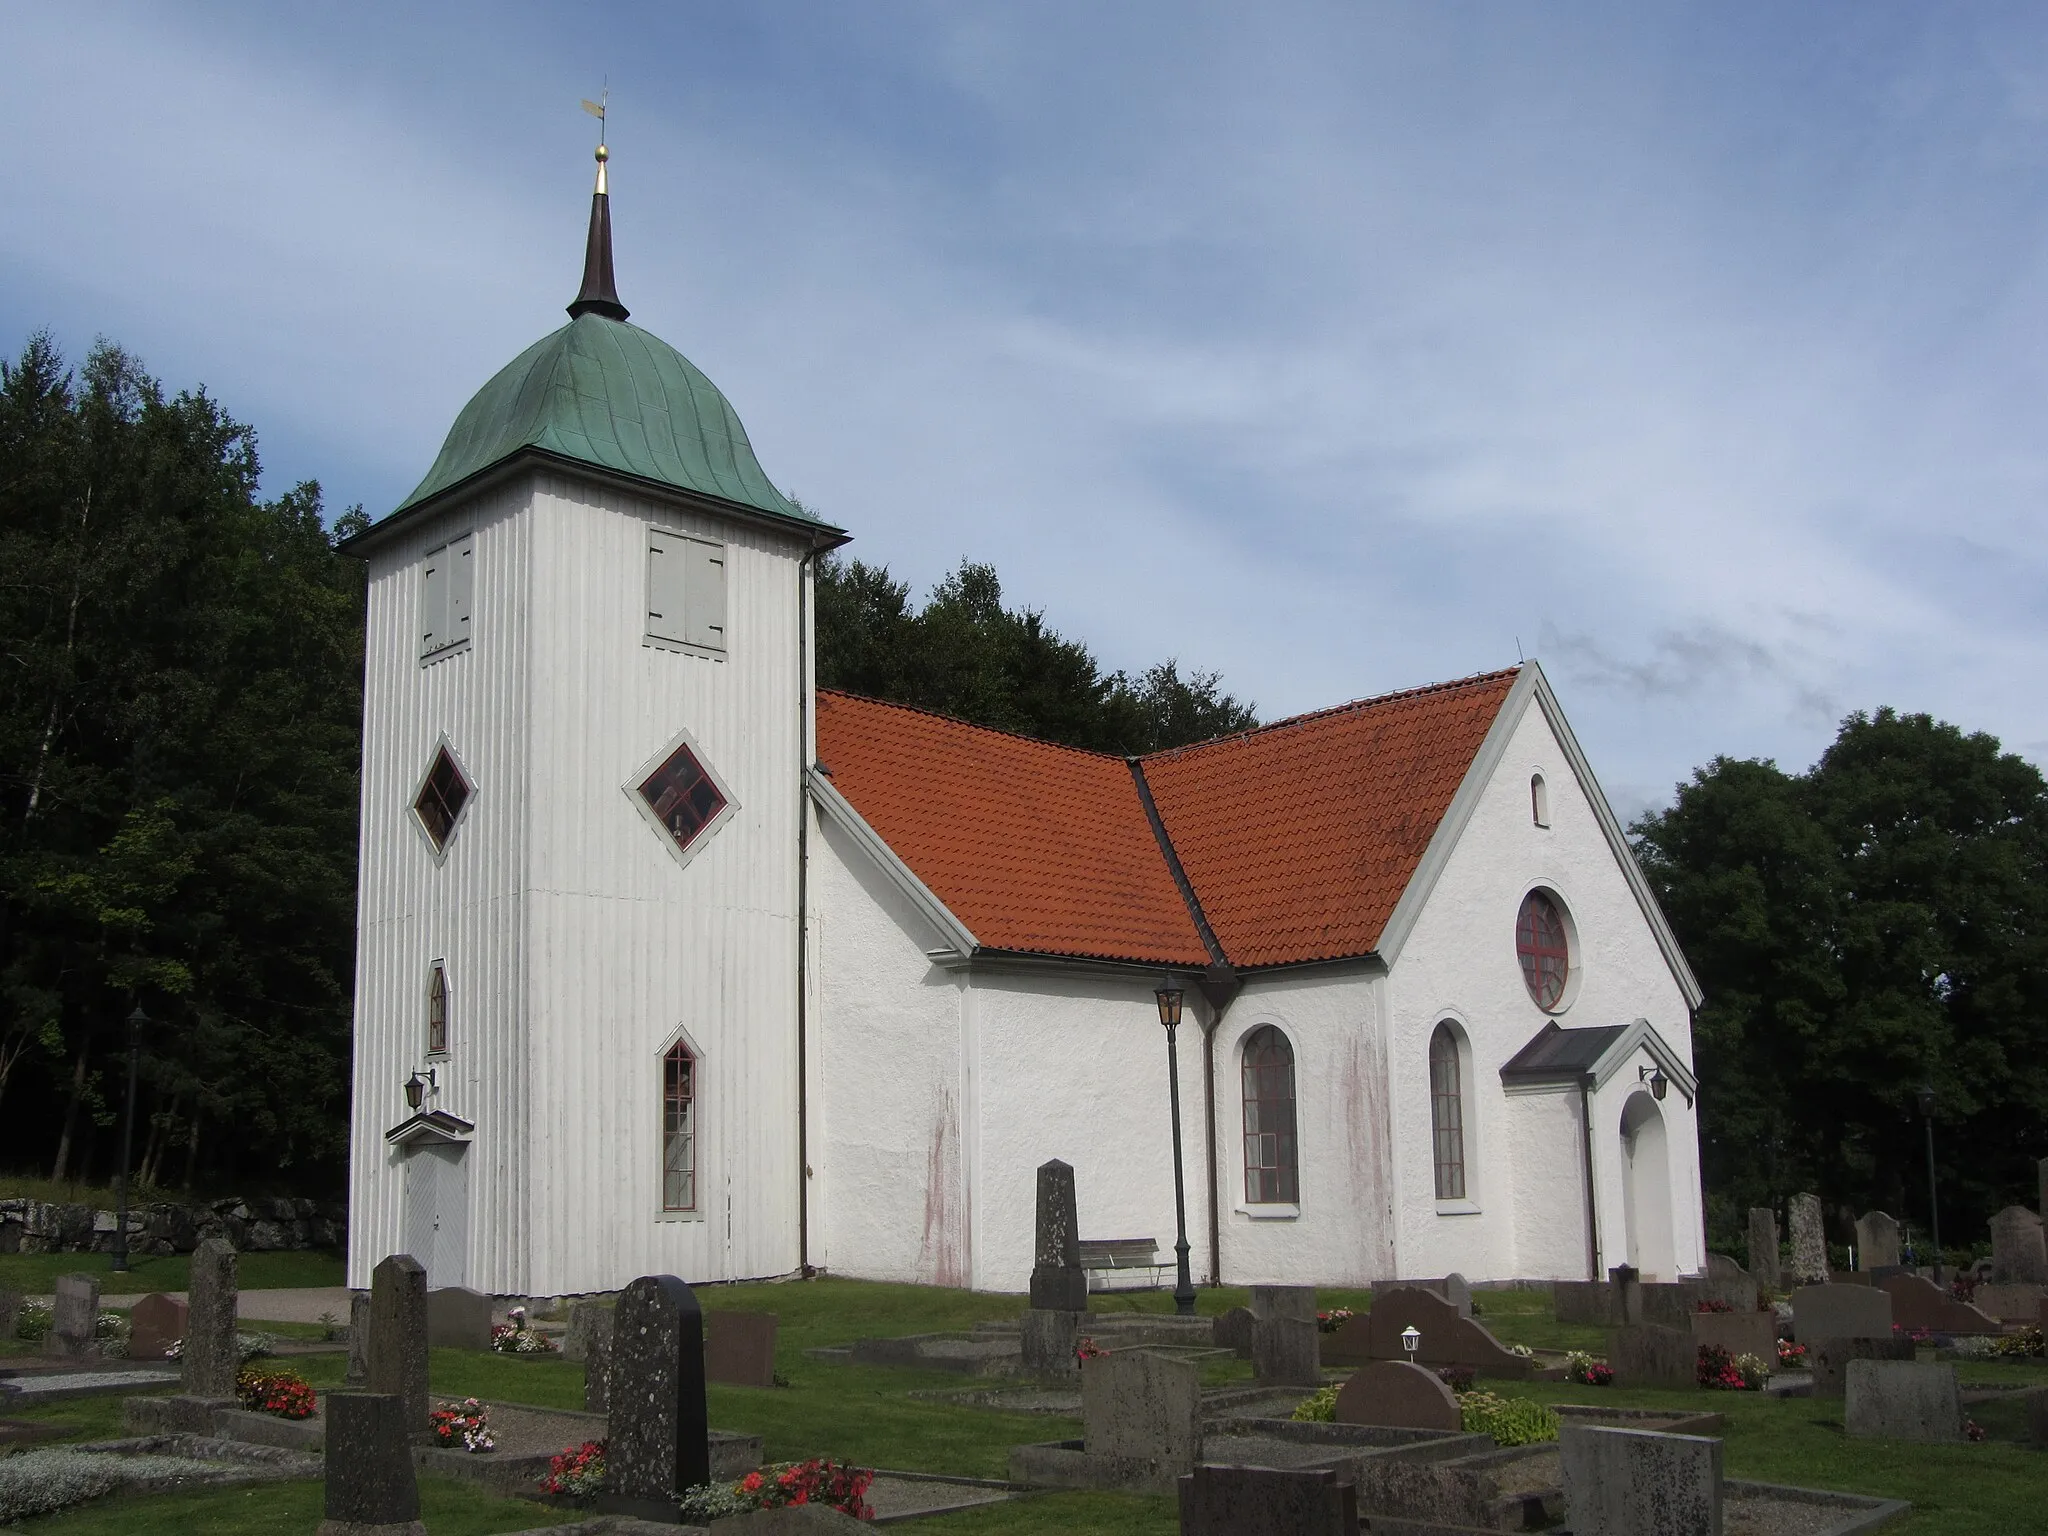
(1620, 1092), (1674, 1281)
(402, 1142), (471, 1288)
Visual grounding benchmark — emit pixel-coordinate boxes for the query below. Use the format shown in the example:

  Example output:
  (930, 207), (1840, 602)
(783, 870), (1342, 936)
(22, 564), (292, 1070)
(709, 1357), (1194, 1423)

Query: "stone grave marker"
(1747, 1207), (1780, 1290)
(1610, 1324), (1696, 1390)
(1810, 1336), (1913, 1398)
(1212, 1305), (1254, 1359)
(1855, 1212), (1901, 1271)
(1609, 1264), (1643, 1324)
(1331, 1359), (1462, 1432)
(1561, 1424), (1722, 1536)
(2031, 1383), (2048, 1449)
(1369, 1273), (1473, 1319)
(344, 1292), (372, 1386)
(368, 1253), (429, 1432)
(1081, 1348), (1201, 1473)
(426, 1285), (494, 1350)
(602, 1274), (710, 1520)
(46, 1273), (101, 1359)
(1367, 1285), (1531, 1378)
(585, 1321), (613, 1414)
(183, 1238), (238, 1398)
(1249, 1284), (1319, 1386)
(1020, 1306), (1079, 1378)
(1879, 1274), (1998, 1335)
(1970, 1282), (2047, 1323)
(1845, 1359), (1963, 1443)
(127, 1293), (187, 1361)
(1788, 1193), (1827, 1284)
(1790, 1283), (1891, 1343)
(1689, 1309), (1774, 1365)
(564, 1299), (608, 1361)
(1029, 1159), (1087, 1311)
(0, 1287), (21, 1343)
(704, 1310), (777, 1389)
(1989, 1206), (2047, 1285)
(321, 1391), (423, 1533)
(1178, 1464), (1358, 1536)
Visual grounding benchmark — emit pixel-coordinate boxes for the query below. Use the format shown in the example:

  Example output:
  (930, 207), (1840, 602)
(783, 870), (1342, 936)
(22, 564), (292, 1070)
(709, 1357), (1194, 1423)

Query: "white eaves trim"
(807, 767), (979, 963)
(1374, 662), (1705, 1010)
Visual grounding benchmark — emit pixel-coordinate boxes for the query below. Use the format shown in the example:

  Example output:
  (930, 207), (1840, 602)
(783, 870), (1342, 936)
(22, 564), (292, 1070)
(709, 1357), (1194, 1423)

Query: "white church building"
(341, 148), (1709, 1300)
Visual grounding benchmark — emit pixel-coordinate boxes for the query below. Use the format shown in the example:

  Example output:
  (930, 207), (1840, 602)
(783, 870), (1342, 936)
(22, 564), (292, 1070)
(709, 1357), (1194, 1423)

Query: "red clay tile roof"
(814, 691), (1211, 966)
(1139, 669), (1521, 967)
(814, 666), (1520, 969)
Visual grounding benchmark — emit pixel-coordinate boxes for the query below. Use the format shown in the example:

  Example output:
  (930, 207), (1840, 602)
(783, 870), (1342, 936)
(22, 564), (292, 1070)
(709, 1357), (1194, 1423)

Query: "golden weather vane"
(580, 86), (609, 191)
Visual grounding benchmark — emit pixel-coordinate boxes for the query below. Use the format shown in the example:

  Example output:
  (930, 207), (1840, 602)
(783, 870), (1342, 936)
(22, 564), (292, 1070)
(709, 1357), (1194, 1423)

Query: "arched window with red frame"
(662, 1041), (697, 1212)
(1517, 890), (1571, 1010)
(1241, 1026), (1299, 1204)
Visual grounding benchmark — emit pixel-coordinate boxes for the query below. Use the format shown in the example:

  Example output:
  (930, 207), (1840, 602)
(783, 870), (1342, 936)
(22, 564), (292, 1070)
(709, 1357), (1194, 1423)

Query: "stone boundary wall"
(0, 1196), (344, 1256)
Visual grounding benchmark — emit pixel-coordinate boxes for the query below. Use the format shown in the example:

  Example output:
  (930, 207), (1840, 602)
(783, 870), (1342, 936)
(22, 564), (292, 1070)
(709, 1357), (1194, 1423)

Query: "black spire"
(568, 143), (629, 322)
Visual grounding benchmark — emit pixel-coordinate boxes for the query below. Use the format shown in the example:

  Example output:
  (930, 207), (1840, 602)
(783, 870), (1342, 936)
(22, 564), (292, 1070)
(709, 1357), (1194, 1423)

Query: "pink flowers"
(1697, 1344), (1767, 1391)
(541, 1439), (606, 1496)
(1315, 1308), (1355, 1334)
(234, 1367), (316, 1420)
(429, 1397), (495, 1453)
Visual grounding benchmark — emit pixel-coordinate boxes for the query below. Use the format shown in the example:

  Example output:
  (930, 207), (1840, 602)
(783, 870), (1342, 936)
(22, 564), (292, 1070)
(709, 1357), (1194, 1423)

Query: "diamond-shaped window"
(637, 740), (729, 857)
(413, 747), (472, 852)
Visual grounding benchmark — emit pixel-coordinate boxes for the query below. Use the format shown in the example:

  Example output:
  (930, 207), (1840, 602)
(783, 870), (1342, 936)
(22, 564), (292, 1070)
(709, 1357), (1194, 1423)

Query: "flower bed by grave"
(543, 1445), (874, 1522)
(1565, 1350), (1613, 1386)
(235, 1366), (317, 1419)
(431, 1398), (495, 1452)
(1697, 1345), (1768, 1391)
(1456, 1391), (1558, 1446)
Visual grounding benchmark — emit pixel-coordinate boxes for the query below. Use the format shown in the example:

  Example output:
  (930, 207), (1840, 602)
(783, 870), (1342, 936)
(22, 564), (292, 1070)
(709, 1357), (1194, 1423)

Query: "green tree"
(815, 553), (1256, 753)
(1634, 709), (2048, 1245)
(0, 333), (364, 1192)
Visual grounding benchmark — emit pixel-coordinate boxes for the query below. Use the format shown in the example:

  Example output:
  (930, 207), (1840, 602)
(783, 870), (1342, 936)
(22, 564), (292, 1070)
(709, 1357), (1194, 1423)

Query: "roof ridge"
(1140, 665), (1523, 763)
(816, 688), (1130, 762)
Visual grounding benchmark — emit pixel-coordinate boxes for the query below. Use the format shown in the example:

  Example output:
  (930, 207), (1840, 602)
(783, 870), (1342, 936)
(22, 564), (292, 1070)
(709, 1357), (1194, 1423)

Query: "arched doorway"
(1619, 1091), (1673, 1280)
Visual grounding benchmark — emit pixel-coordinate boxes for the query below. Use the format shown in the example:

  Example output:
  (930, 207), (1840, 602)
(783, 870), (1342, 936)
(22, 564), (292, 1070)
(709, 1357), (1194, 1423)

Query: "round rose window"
(1516, 890), (1570, 1009)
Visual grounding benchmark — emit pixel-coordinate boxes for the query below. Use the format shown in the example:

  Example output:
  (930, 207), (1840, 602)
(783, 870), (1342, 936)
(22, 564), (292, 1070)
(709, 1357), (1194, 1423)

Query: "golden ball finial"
(595, 143), (609, 162)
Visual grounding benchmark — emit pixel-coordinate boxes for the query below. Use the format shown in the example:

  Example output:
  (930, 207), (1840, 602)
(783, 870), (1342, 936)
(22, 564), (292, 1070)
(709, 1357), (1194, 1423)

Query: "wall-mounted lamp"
(1638, 1065), (1668, 1103)
(404, 1066), (438, 1111)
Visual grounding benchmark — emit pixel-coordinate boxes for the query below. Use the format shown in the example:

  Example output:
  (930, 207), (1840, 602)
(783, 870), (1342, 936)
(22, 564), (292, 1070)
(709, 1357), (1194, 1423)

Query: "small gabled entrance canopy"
(1499, 1018), (1696, 1105)
(383, 1109), (476, 1149)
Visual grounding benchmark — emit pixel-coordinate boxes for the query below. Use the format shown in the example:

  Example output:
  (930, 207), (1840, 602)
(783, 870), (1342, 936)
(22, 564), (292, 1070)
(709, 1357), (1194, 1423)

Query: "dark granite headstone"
(602, 1274), (710, 1519)
(368, 1254), (429, 1433)
(584, 1322), (613, 1414)
(426, 1285), (493, 1350)
(1609, 1324), (1695, 1390)
(128, 1293), (187, 1360)
(704, 1310), (777, 1388)
(1177, 1464), (1358, 1536)
(183, 1238), (238, 1396)
(1989, 1206), (2048, 1285)
(46, 1273), (100, 1359)
(319, 1391), (424, 1534)
(1212, 1306), (1254, 1360)
(1331, 1360), (1462, 1431)
(1366, 1285), (1530, 1378)
(344, 1292), (371, 1386)
(1747, 1207), (1780, 1289)
(1029, 1159), (1087, 1311)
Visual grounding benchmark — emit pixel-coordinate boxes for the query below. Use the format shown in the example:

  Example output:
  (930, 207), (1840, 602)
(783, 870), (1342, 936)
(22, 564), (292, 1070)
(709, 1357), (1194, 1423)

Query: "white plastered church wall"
(1383, 681), (1698, 1283)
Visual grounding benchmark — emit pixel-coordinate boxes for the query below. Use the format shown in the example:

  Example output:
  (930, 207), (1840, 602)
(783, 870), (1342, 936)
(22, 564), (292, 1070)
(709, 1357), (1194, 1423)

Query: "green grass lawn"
(0, 1249), (345, 1295)
(4, 1278), (2040, 1535)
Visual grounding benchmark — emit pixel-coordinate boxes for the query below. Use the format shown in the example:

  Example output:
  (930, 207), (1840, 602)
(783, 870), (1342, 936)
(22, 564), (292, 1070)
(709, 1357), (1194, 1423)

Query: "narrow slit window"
(663, 1041), (697, 1212)
(1531, 773), (1550, 827)
(427, 963), (448, 1056)
(1430, 1023), (1466, 1200)
(413, 747), (472, 852)
(1241, 1026), (1299, 1204)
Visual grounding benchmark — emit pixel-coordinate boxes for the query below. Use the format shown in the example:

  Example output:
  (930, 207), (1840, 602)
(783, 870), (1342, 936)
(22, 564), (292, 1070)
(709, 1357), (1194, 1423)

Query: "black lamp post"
(1917, 1085), (1941, 1285)
(113, 1004), (150, 1273)
(1155, 976), (1198, 1317)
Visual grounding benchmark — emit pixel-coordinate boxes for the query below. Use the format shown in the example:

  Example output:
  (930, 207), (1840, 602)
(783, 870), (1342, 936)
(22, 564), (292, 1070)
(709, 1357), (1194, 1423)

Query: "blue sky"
(7, 3), (2048, 818)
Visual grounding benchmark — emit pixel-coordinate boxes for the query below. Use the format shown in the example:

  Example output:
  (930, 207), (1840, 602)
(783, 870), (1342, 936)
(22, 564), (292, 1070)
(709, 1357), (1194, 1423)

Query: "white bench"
(1079, 1237), (1167, 1292)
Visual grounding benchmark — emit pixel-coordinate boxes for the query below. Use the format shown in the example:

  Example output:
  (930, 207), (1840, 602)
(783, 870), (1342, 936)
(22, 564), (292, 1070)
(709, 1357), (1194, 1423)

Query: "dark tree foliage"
(815, 554), (1257, 754)
(1633, 708), (2048, 1249)
(0, 333), (364, 1195)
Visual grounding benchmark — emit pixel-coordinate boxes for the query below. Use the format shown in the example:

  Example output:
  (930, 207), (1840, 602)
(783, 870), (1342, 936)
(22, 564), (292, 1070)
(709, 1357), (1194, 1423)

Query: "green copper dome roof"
(395, 313), (824, 525)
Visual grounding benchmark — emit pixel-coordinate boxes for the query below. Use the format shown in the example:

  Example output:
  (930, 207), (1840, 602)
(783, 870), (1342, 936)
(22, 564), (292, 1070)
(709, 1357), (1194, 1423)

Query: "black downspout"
(796, 547), (818, 1277)
(1202, 1010), (1220, 1286)
(1579, 1073), (1602, 1280)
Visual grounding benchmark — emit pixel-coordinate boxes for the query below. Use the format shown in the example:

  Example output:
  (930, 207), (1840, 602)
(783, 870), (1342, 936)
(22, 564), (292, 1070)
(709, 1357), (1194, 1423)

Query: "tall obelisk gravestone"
(1022, 1159), (1087, 1377)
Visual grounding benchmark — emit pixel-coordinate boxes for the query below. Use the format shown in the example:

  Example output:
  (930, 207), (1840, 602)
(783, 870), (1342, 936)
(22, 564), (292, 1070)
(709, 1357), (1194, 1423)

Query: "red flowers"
(234, 1367), (316, 1420)
(1315, 1308), (1355, 1334)
(1075, 1337), (1105, 1362)
(748, 1459), (874, 1519)
(1775, 1338), (1807, 1369)
(542, 1439), (606, 1497)
(1696, 1344), (1766, 1391)
(1694, 1299), (1734, 1314)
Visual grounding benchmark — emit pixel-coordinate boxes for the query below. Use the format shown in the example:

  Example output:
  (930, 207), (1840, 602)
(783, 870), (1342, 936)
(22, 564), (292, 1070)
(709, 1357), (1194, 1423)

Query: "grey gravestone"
(368, 1254), (429, 1432)
(1845, 1359), (1963, 1443)
(1747, 1208), (1780, 1290)
(602, 1274), (710, 1520)
(426, 1285), (494, 1350)
(1690, 1310), (1774, 1364)
(1610, 1324), (1696, 1390)
(1879, 1274), (1999, 1335)
(1969, 1282), (2046, 1323)
(1082, 1348), (1201, 1470)
(1178, 1464), (1358, 1536)
(344, 1292), (371, 1386)
(564, 1299), (609, 1362)
(1443, 1271), (1473, 1318)
(1331, 1360), (1462, 1431)
(1705, 1253), (1745, 1281)
(704, 1310), (777, 1389)
(1562, 1424), (1722, 1536)
(1609, 1264), (1643, 1325)
(1855, 1212), (1900, 1271)
(1790, 1283), (1891, 1342)
(47, 1273), (100, 1359)
(1212, 1306), (1253, 1359)
(1989, 1206), (2048, 1285)
(1788, 1193), (1827, 1284)
(127, 1293), (187, 1361)
(1810, 1335), (1914, 1398)
(320, 1391), (425, 1534)
(183, 1238), (238, 1397)
(1249, 1285), (1319, 1386)
(1367, 1285), (1531, 1378)
(585, 1322), (612, 1414)
(1029, 1159), (1087, 1311)
(0, 1287), (19, 1342)
(1020, 1307), (1080, 1377)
